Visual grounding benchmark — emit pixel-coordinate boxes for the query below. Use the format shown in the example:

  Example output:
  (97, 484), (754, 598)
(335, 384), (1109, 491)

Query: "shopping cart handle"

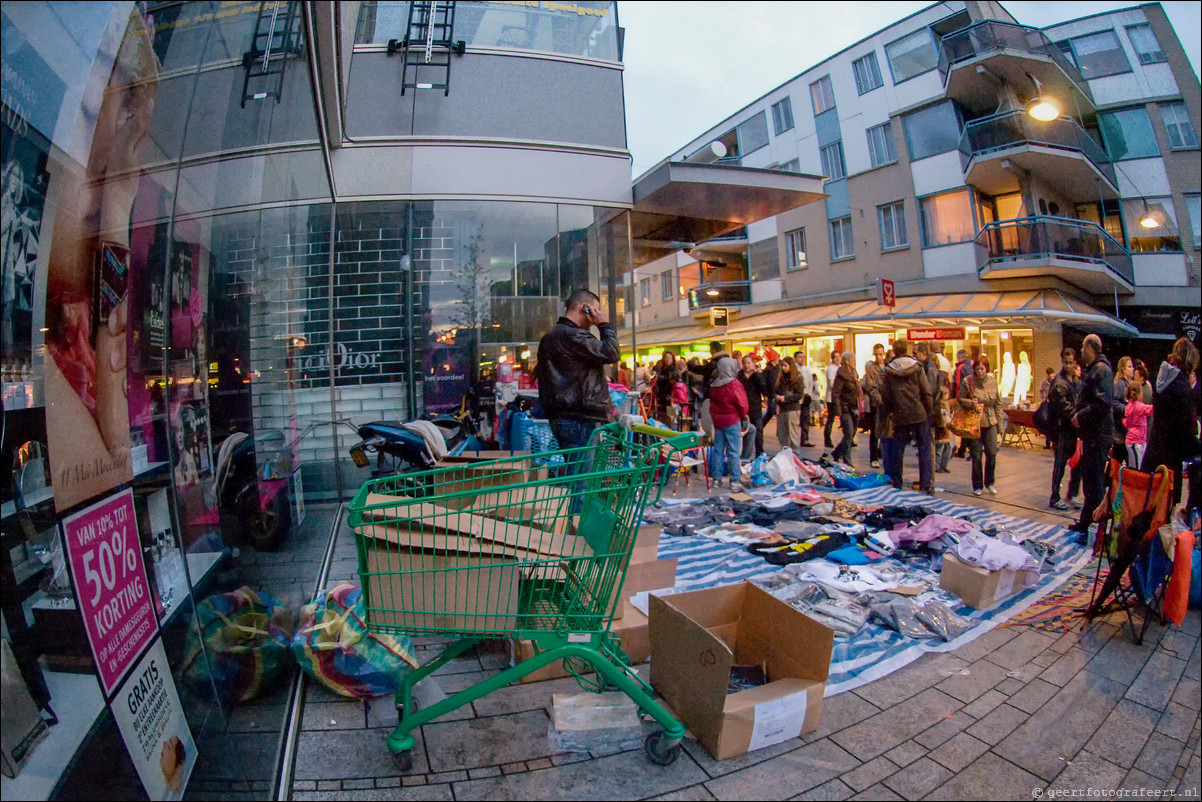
(629, 424), (698, 451)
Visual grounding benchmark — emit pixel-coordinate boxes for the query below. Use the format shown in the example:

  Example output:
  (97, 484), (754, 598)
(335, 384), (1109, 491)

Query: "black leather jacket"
(535, 317), (619, 422)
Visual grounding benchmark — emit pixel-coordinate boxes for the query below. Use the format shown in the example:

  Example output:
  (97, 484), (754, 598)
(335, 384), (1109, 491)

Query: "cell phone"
(94, 241), (129, 341)
(582, 305), (592, 316)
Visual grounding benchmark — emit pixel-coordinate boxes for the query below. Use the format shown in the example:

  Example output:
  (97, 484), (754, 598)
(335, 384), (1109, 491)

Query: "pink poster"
(62, 489), (157, 696)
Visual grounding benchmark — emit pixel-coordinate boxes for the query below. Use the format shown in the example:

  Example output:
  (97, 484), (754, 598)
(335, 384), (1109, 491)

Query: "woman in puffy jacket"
(957, 355), (1003, 496)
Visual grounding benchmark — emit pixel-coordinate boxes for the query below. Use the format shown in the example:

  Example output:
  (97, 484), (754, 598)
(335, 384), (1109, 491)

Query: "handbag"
(948, 379), (981, 439)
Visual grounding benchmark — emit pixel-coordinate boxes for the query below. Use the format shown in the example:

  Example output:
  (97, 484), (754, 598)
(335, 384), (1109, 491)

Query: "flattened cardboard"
(610, 557), (677, 621)
(649, 582), (834, 760)
(516, 599), (650, 683)
(939, 552), (1038, 610)
(630, 524), (662, 564)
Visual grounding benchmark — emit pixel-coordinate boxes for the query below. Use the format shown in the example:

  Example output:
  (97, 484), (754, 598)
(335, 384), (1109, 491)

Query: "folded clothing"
(892, 513), (978, 546)
(954, 531), (1038, 572)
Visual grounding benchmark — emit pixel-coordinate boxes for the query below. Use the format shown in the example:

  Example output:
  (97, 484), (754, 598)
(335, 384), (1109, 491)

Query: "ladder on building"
(241, 1), (303, 108)
(387, 1), (466, 97)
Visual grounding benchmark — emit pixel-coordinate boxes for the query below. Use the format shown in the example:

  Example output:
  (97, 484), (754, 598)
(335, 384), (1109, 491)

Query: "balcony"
(688, 281), (751, 311)
(938, 20), (1094, 117)
(959, 111), (1118, 199)
(976, 216), (1134, 294)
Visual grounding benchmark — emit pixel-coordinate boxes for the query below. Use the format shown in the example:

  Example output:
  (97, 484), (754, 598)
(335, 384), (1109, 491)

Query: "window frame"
(1160, 102), (1199, 150)
(1125, 23), (1166, 65)
(640, 276), (652, 307)
(1098, 107), (1162, 160)
(778, 158), (801, 173)
(810, 75), (836, 116)
(829, 216), (855, 261)
(1068, 29), (1133, 80)
(919, 188), (978, 249)
(820, 140), (847, 181)
(866, 121), (897, 168)
(902, 101), (961, 162)
(878, 201), (909, 251)
(785, 227), (808, 271)
(1185, 194), (1201, 249)
(852, 51), (884, 95)
(772, 97), (795, 136)
(884, 27), (939, 84)
(661, 269), (674, 301)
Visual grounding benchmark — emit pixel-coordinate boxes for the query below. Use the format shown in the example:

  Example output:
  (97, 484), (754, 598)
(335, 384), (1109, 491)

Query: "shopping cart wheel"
(644, 731), (681, 766)
(391, 750), (413, 772)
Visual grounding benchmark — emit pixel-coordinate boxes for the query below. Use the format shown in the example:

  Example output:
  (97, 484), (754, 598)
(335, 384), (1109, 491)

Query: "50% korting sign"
(63, 489), (157, 696)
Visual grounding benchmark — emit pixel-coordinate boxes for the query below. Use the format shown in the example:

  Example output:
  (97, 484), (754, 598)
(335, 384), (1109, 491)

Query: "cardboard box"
(939, 552), (1039, 610)
(649, 582), (834, 760)
(610, 557), (676, 621)
(516, 599), (651, 683)
(630, 524), (662, 564)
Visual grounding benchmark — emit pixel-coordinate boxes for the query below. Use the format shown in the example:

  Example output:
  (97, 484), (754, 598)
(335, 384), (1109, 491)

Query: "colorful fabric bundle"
(183, 587), (294, 703)
(291, 583), (419, 699)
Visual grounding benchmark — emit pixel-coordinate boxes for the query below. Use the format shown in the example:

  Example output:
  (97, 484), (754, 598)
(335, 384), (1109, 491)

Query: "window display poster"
(62, 489), (157, 696)
(111, 637), (196, 801)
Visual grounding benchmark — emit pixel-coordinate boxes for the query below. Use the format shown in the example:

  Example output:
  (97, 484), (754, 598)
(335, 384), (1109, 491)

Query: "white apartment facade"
(624, 0), (1201, 388)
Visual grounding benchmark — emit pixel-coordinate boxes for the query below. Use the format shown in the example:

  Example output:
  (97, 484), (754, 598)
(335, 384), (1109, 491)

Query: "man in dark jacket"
(831, 352), (862, 467)
(536, 289), (619, 454)
(1141, 337), (1201, 510)
(863, 343), (887, 468)
(1070, 334), (1114, 537)
(761, 349), (781, 430)
(739, 355), (768, 458)
(880, 340), (936, 494)
(1048, 348), (1081, 511)
(688, 340), (728, 437)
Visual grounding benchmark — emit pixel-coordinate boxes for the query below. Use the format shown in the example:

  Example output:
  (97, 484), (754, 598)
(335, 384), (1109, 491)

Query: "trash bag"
(291, 583), (419, 699)
(768, 448), (801, 485)
(750, 454), (772, 487)
(183, 587), (293, 703)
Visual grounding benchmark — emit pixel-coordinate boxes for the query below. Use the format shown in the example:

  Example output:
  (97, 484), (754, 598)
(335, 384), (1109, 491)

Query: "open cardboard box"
(649, 581), (834, 760)
(939, 552), (1039, 610)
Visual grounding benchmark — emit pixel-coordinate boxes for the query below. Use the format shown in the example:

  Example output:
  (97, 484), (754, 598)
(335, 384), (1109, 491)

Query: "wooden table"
(1003, 408), (1036, 449)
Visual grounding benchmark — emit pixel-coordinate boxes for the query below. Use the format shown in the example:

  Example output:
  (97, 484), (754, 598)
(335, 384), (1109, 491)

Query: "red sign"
(63, 489), (156, 696)
(907, 328), (966, 341)
(878, 278), (895, 308)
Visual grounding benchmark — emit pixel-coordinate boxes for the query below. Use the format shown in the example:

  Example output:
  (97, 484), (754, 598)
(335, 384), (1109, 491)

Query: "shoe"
(987, 485), (997, 495)
(870, 460), (881, 468)
(824, 442), (835, 449)
(1067, 497), (1082, 510)
(1067, 522), (1089, 534)
(1049, 499), (1072, 511)
(1074, 533), (1089, 547)
(841, 458), (854, 469)
(730, 482), (744, 493)
(973, 488), (983, 496)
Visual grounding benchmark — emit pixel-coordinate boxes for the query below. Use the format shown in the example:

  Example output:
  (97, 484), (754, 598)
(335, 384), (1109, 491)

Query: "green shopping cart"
(347, 421), (697, 770)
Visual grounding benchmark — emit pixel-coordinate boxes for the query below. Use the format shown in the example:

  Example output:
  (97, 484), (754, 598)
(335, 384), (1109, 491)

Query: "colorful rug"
(1000, 572), (1096, 633)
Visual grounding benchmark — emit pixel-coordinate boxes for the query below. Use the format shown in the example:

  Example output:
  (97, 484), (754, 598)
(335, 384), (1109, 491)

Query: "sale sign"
(62, 489), (157, 696)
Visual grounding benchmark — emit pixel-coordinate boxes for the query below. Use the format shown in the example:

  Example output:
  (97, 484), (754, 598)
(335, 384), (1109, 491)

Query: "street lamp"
(1024, 73), (1060, 122)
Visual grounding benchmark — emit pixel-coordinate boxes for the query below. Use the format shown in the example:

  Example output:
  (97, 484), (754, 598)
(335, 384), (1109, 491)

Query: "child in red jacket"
(708, 357), (750, 490)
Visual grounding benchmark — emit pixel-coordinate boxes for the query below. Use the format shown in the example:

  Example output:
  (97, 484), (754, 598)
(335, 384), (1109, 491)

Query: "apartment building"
(627, 1), (1200, 389)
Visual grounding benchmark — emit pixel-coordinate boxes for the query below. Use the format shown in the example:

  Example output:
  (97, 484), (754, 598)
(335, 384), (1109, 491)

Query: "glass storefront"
(1, 3), (628, 798)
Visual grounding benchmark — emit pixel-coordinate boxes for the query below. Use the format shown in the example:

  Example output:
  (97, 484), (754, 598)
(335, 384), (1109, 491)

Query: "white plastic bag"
(768, 448), (801, 484)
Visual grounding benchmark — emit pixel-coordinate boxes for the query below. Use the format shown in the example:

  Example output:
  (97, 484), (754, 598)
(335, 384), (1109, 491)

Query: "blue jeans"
(709, 424), (742, 483)
(935, 440), (952, 472)
(883, 420), (933, 494)
(550, 418), (601, 513)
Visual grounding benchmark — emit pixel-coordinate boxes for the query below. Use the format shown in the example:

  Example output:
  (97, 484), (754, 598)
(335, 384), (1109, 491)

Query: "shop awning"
(727, 289), (1139, 338)
(630, 162), (826, 267)
(628, 322), (718, 348)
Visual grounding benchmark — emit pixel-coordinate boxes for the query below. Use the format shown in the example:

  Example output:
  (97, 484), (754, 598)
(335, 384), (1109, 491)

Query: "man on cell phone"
(536, 289), (620, 455)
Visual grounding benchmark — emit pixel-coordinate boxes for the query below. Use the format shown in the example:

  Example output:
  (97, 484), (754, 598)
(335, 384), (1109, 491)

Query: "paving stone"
(1083, 698), (1160, 769)
(294, 781), (317, 791)
(402, 776), (429, 786)
(526, 757), (554, 770)
(376, 777), (401, 788)
(882, 757), (952, 799)
(226, 703), (287, 733)
(994, 677), (1024, 695)
(984, 629), (1057, 670)
(294, 727), (429, 780)
(468, 766), (501, 779)
(1173, 679), (1202, 711)
(948, 626), (1019, 664)
(935, 660), (1009, 704)
(293, 788), (452, 801)
(1136, 733), (1188, 781)
(343, 778), (375, 790)
(1128, 651), (1189, 711)
(995, 670), (1128, 780)
(1175, 755), (1200, 798)
(961, 689), (1009, 719)
(925, 752), (1043, 801)
(914, 712), (973, 749)
(852, 653), (966, 709)
(428, 770), (468, 783)
(1032, 652), (1058, 668)
(1042, 649), (1093, 687)
(647, 785), (718, 801)
(469, 676), (579, 717)
(929, 733), (991, 773)
(1159, 631), (1199, 662)
(804, 693), (881, 742)
(681, 736), (801, 780)
(500, 761), (527, 774)
(1009, 679), (1061, 714)
(453, 747), (707, 800)
(317, 781), (341, 791)
(1158, 703), (1199, 742)
(423, 710), (551, 773)
(1123, 768), (1170, 791)
(966, 703), (1029, 745)
(1077, 622), (1120, 654)
(882, 741), (927, 768)
(1046, 749), (1127, 794)
(849, 784), (902, 801)
(789, 779), (853, 801)
(831, 688), (960, 760)
(1086, 632), (1157, 686)
(1049, 631), (1078, 655)
(842, 756), (899, 792)
(702, 738), (860, 801)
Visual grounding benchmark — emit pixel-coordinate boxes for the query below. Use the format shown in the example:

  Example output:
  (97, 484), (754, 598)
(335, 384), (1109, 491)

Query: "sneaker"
(870, 460), (881, 469)
(987, 485), (998, 495)
(730, 482), (744, 493)
(1049, 499), (1072, 511)
(973, 488), (983, 496)
(1067, 497), (1082, 510)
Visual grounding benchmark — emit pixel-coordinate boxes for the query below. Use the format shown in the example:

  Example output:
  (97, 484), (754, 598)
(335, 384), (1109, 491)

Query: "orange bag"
(1163, 529), (1194, 626)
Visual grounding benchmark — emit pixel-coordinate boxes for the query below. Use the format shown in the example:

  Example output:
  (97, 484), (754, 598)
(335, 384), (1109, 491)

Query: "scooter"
(214, 428), (295, 551)
(348, 409), (488, 478)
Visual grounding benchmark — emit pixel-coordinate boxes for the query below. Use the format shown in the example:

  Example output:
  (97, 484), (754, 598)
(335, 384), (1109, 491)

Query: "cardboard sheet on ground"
(649, 486), (1093, 697)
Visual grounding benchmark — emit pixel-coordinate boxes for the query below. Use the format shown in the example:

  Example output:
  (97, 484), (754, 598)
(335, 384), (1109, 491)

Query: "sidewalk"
(288, 431), (1201, 801)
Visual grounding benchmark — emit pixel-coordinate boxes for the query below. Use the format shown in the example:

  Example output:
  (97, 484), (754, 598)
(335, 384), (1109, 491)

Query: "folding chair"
(660, 438), (710, 494)
(1083, 459), (1174, 644)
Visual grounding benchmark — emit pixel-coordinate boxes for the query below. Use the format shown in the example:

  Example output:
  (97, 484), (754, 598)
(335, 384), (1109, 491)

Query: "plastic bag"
(750, 454), (771, 487)
(768, 448), (801, 484)
(183, 587), (294, 703)
(291, 583), (420, 699)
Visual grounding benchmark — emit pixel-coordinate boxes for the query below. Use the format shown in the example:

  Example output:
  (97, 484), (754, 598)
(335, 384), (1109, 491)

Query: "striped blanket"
(651, 486), (1091, 696)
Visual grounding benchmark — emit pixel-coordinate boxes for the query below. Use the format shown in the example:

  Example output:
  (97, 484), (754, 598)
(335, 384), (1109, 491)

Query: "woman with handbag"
(774, 357), (803, 451)
(957, 356), (1002, 495)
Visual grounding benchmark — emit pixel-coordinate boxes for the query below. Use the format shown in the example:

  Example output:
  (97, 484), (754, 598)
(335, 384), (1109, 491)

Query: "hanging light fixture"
(706, 288), (720, 296)
(1139, 201), (1159, 228)
(1024, 73), (1060, 122)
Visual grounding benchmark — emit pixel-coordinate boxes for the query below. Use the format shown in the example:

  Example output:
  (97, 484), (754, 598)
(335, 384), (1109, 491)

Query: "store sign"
(710, 307), (729, 327)
(878, 278), (895, 308)
(111, 638), (196, 801)
(907, 328), (965, 341)
(62, 489), (156, 696)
